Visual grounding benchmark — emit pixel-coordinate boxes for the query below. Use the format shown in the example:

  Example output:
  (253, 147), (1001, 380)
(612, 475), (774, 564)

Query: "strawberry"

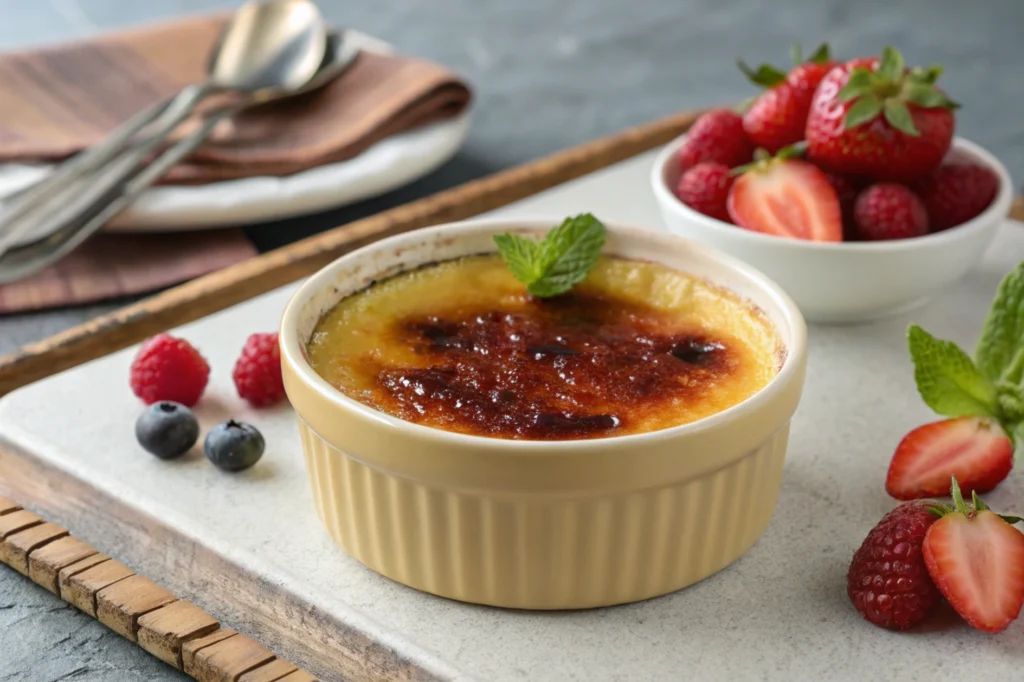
(847, 501), (942, 630)
(676, 109), (754, 172)
(853, 183), (929, 241)
(805, 47), (957, 182)
(674, 162), (734, 222)
(914, 163), (1000, 231)
(885, 417), (1013, 501)
(726, 149), (843, 242)
(923, 478), (1024, 633)
(739, 43), (835, 153)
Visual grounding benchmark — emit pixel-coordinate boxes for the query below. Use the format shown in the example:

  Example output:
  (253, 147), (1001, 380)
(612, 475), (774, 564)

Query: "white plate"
(0, 31), (472, 232)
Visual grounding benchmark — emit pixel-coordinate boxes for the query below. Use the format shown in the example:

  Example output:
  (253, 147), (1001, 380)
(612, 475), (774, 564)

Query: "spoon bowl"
(211, 0), (327, 96)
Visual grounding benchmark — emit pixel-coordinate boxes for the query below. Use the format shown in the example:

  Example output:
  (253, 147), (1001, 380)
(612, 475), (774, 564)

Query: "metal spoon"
(0, 31), (359, 285)
(0, 0), (327, 254)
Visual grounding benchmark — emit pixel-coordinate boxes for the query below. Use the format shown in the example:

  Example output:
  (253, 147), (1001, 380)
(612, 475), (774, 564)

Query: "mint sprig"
(493, 214), (606, 298)
(908, 262), (1024, 460)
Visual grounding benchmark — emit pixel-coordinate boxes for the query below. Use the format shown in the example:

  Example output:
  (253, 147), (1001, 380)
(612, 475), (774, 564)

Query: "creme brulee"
(305, 254), (781, 440)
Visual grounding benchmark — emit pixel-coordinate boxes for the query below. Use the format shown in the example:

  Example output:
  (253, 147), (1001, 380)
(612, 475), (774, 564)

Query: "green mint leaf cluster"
(908, 262), (1024, 460)
(493, 214), (606, 298)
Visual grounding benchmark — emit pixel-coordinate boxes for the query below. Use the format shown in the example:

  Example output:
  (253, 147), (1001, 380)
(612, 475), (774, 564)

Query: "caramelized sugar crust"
(307, 255), (780, 440)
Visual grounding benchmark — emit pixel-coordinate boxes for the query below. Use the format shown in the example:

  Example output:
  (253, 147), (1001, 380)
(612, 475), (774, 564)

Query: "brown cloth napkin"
(0, 13), (472, 183)
(0, 13), (472, 314)
(0, 229), (257, 314)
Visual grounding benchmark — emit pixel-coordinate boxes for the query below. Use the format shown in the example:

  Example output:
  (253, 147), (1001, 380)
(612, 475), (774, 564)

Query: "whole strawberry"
(674, 162), (734, 222)
(739, 43), (836, 153)
(233, 332), (286, 407)
(806, 47), (957, 182)
(129, 334), (210, 407)
(853, 183), (929, 241)
(848, 501), (942, 630)
(676, 109), (753, 172)
(914, 163), (1000, 231)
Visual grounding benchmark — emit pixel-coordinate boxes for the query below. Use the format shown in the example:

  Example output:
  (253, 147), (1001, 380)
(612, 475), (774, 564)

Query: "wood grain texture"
(185, 632), (277, 682)
(183, 629), (240, 673)
(61, 557), (134, 616)
(96, 574), (178, 641)
(138, 599), (221, 669)
(27, 534), (97, 593)
(0, 108), (705, 397)
(0, 509), (43, 539)
(0, 521), (68, 574)
(237, 659), (300, 682)
(0, 436), (446, 682)
(0, 498), (322, 681)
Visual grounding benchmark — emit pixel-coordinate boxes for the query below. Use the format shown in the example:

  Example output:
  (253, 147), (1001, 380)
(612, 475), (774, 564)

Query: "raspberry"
(674, 162), (734, 222)
(232, 333), (285, 407)
(913, 163), (999, 231)
(853, 183), (929, 241)
(848, 501), (942, 630)
(676, 109), (754, 172)
(129, 334), (210, 407)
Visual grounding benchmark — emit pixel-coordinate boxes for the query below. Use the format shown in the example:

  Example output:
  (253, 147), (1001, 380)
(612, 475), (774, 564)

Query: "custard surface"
(306, 255), (780, 440)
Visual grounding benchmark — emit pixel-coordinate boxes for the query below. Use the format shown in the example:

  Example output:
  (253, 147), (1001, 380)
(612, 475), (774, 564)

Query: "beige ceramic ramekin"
(280, 218), (808, 610)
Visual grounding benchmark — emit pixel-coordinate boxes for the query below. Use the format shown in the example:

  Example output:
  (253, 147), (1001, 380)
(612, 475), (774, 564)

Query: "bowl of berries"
(651, 45), (1013, 324)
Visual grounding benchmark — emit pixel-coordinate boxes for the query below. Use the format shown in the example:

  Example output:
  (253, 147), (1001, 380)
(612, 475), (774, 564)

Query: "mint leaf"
(494, 214), (606, 298)
(492, 233), (541, 284)
(1012, 422), (1024, 463)
(975, 262), (1024, 385)
(908, 324), (999, 419)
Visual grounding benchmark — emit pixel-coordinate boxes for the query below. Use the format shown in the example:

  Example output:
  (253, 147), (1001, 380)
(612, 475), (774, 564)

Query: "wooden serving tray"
(2, 111), (1024, 682)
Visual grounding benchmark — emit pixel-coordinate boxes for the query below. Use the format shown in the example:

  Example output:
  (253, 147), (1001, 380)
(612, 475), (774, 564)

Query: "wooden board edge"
(0, 108), (707, 397)
(0, 493), (321, 682)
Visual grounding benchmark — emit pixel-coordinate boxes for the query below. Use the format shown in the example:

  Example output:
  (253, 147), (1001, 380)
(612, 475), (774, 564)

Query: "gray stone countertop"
(1, 0), (1022, 679)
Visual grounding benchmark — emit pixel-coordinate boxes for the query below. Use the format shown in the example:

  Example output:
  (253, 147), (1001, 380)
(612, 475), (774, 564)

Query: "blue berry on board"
(204, 420), (265, 472)
(135, 401), (200, 460)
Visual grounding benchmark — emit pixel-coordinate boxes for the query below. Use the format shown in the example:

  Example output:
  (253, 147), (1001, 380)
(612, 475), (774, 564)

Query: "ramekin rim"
(650, 135), (1013, 252)
(279, 217), (808, 453)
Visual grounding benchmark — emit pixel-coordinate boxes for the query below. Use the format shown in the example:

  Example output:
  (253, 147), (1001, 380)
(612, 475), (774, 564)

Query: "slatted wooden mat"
(0, 495), (316, 682)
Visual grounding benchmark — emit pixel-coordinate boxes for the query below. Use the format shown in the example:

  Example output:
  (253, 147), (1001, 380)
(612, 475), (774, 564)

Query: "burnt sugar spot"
(374, 291), (739, 440)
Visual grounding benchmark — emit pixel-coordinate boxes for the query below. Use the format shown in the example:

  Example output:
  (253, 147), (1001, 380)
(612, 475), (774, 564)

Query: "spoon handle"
(0, 102), (244, 285)
(0, 82), (216, 256)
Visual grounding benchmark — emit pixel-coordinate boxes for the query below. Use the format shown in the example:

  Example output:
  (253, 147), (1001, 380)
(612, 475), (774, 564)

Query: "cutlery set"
(0, 0), (355, 285)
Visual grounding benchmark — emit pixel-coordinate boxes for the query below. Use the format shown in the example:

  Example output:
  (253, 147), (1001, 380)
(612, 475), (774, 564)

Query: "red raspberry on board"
(233, 333), (286, 407)
(129, 334), (210, 407)
(847, 501), (942, 630)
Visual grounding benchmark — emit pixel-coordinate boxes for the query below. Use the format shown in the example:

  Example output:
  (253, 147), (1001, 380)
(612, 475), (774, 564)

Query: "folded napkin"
(0, 13), (472, 314)
(0, 13), (472, 183)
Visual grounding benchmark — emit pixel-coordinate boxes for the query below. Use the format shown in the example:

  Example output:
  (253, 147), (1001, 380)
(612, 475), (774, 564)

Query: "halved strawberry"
(885, 417), (1013, 501)
(726, 152), (842, 241)
(923, 479), (1024, 633)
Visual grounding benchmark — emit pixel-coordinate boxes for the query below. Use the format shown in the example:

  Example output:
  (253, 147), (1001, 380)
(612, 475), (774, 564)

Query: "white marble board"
(1, 151), (1023, 682)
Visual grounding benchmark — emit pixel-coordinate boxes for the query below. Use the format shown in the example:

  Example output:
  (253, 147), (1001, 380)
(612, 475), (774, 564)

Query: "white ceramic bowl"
(281, 217), (808, 609)
(651, 136), (1013, 324)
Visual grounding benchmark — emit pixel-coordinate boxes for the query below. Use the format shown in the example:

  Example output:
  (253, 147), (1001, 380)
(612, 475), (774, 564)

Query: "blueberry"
(135, 401), (199, 460)
(204, 420), (265, 472)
